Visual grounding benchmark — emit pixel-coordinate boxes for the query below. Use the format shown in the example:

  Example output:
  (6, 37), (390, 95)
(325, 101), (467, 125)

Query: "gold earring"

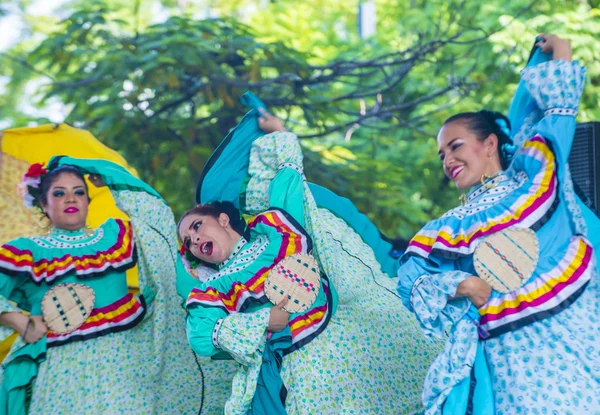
(84, 224), (95, 237)
(480, 172), (500, 189)
(34, 209), (52, 236)
(458, 193), (467, 206)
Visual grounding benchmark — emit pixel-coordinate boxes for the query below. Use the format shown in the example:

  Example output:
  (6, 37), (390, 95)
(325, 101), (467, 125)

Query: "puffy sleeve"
(398, 253), (486, 413)
(243, 131), (306, 226)
(397, 254), (472, 337)
(186, 302), (270, 365)
(0, 239), (38, 340)
(0, 269), (27, 345)
(518, 60), (588, 235)
(0, 246), (47, 414)
(520, 59), (586, 164)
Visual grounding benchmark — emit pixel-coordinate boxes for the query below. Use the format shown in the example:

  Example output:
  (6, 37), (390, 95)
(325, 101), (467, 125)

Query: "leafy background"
(1, 0), (598, 240)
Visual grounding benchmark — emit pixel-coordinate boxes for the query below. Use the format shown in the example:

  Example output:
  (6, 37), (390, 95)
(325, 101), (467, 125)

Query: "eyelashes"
(439, 142), (464, 161)
(183, 221), (202, 248)
(51, 190), (87, 197)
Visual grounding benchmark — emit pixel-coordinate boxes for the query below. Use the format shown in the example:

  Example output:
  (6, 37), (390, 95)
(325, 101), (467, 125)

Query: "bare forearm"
(0, 311), (28, 333)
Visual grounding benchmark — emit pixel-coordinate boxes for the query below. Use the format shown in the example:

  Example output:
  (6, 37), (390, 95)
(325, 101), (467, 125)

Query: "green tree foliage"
(1, 0), (598, 239)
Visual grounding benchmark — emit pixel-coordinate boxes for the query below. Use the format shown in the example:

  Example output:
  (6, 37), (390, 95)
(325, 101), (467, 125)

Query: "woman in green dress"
(178, 115), (442, 414)
(0, 157), (234, 414)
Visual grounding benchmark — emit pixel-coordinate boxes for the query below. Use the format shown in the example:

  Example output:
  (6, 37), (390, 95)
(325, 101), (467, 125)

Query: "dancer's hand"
(88, 174), (105, 188)
(258, 109), (286, 133)
(267, 298), (290, 332)
(536, 34), (572, 61)
(455, 276), (492, 308)
(18, 315), (48, 344)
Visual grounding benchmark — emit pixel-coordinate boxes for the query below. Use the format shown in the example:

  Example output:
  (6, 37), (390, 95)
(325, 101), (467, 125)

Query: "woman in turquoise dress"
(178, 114), (442, 414)
(0, 156), (234, 414)
(397, 35), (600, 414)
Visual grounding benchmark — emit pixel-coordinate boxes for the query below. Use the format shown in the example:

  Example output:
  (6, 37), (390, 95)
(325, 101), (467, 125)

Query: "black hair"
(178, 201), (246, 237)
(442, 110), (514, 169)
(178, 201), (246, 269)
(34, 165), (90, 207)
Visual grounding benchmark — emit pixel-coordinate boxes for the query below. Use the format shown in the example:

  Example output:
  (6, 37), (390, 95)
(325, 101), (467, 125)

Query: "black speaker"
(570, 122), (600, 212)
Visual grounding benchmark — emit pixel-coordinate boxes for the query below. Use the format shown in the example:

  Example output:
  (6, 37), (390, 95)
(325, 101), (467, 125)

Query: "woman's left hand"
(454, 276), (492, 308)
(536, 34), (572, 62)
(88, 174), (105, 188)
(20, 315), (48, 344)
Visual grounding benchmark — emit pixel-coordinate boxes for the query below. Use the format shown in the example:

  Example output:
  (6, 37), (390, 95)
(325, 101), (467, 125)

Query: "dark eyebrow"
(188, 219), (199, 231)
(438, 138), (461, 156)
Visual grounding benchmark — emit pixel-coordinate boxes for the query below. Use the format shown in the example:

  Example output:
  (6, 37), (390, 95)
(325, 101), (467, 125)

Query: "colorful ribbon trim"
(406, 136), (557, 258)
(0, 219), (136, 282)
(478, 236), (594, 338)
(47, 292), (146, 347)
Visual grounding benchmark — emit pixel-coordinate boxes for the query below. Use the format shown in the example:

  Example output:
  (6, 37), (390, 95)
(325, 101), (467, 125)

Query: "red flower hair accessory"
(17, 162), (48, 209)
(25, 163), (48, 179)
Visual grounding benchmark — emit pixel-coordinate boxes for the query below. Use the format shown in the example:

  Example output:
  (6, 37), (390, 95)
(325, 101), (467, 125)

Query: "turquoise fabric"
(196, 92), (268, 207)
(196, 91), (398, 276)
(0, 340), (46, 415)
(507, 39), (552, 137)
(441, 308), (494, 415)
(51, 156), (163, 201)
(249, 329), (292, 415)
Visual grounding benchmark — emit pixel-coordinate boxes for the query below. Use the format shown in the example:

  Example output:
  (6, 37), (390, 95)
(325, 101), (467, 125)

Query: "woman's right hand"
(536, 34), (572, 62)
(267, 298), (290, 332)
(19, 315), (48, 344)
(455, 276), (492, 308)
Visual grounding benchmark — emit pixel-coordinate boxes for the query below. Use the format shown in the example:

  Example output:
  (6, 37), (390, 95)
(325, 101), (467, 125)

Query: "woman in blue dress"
(397, 34), (600, 414)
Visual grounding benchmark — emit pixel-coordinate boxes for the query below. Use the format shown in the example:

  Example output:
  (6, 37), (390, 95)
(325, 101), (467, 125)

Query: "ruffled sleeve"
(519, 60), (588, 235)
(398, 254), (471, 335)
(520, 60), (586, 164)
(0, 240), (38, 342)
(243, 131), (306, 226)
(0, 270), (27, 345)
(397, 254), (483, 413)
(186, 300), (270, 361)
(0, 253), (46, 415)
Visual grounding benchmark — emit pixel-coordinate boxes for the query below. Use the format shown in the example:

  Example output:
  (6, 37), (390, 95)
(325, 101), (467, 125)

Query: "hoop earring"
(84, 224), (95, 237)
(480, 172), (501, 189)
(34, 210), (52, 236)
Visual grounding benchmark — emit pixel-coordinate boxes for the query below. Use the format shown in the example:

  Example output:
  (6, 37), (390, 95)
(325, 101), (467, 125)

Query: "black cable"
(192, 351), (206, 415)
(325, 231), (402, 300)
